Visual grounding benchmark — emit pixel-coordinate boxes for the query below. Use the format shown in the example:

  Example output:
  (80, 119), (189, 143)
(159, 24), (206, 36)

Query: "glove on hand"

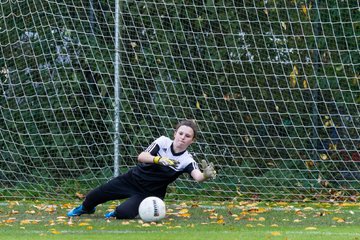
(201, 160), (216, 179)
(153, 156), (179, 167)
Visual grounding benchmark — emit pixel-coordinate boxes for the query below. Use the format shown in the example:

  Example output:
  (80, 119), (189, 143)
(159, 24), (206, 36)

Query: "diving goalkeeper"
(67, 119), (216, 219)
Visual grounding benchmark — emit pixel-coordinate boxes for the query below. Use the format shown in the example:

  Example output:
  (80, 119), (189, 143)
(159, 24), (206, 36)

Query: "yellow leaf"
(324, 120), (334, 127)
(78, 222), (90, 226)
(178, 209), (189, 214)
(289, 66), (298, 87)
(271, 232), (281, 236)
(305, 227), (317, 230)
(328, 144), (337, 150)
(303, 79), (308, 89)
(248, 207), (267, 213)
(45, 205), (57, 212)
(320, 154), (328, 160)
(301, 5), (308, 16)
(20, 220), (38, 225)
(227, 204), (235, 209)
(281, 21), (287, 30)
(179, 213), (191, 218)
(51, 229), (61, 234)
(332, 217), (345, 223)
(217, 218), (225, 224)
(196, 101), (201, 109)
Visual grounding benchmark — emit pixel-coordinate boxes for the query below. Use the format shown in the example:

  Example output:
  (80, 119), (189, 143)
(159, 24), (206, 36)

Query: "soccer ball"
(138, 196), (166, 222)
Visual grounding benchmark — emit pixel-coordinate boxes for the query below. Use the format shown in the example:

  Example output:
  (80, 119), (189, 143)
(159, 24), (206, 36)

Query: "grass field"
(0, 200), (359, 240)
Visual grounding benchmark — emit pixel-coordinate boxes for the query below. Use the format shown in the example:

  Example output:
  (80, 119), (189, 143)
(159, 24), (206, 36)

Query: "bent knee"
(115, 208), (138, 219)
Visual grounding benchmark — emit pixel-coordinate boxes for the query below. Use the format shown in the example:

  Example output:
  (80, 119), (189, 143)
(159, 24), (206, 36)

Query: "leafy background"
(0, 0), (359, 201)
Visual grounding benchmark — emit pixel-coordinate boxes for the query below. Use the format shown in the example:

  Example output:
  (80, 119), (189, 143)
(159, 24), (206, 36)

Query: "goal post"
(0, 0), (359, 202)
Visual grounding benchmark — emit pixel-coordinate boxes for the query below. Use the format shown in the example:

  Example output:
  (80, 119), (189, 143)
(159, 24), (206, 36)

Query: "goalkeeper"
(67, 119), (216, 219)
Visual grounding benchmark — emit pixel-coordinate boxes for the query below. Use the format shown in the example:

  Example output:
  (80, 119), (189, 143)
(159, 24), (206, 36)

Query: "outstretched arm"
(137, 151), (156, 164)
(191, 160), (216, 182)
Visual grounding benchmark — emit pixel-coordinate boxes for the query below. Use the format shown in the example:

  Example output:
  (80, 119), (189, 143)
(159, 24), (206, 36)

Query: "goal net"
(0, 0), (359, 202)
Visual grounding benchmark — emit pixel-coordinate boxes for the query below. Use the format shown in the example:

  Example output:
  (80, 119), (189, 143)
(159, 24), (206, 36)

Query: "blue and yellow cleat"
(67, 205), (96, 217)
(104, 211), (116, 219)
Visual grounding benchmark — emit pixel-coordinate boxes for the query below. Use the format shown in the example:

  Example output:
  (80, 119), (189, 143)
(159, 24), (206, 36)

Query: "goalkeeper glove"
(153, 156), (179, 167)
(201, 160), (216, 179)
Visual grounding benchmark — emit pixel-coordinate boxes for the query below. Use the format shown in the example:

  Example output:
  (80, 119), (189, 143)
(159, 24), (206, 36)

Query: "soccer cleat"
(104, 211), (116, 219)
(67, 205), (96, 217)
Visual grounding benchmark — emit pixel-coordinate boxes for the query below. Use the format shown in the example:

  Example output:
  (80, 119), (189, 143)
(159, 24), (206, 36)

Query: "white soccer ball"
(138, 196), (166, 222)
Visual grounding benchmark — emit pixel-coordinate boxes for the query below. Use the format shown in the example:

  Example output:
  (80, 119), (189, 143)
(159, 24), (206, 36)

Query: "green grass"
(0, 200), (359, 240)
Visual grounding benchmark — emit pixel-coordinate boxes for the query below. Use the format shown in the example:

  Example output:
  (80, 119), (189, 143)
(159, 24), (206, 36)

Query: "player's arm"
(190, 160), (216, 182)
(138, 151), (157, 164)
(138, 151), (179, 167)
(138, 140), (161, 164)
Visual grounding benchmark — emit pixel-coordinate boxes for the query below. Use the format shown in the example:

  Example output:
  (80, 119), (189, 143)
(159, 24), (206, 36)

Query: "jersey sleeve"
(183, 161), (199, 174)
(144, 136), (168, 156)
(144, 141), (159, 156)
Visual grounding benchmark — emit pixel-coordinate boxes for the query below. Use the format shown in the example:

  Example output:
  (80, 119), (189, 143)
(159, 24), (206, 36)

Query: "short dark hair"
(175, 119), (198, 139)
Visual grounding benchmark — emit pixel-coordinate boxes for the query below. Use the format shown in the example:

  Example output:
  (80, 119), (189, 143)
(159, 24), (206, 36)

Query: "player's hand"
(201, 160), (216, 179)
(153, 156), (179, 167)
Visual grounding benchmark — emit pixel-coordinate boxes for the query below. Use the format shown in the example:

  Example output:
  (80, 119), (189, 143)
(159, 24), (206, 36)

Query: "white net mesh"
(0, 0), (359, 201)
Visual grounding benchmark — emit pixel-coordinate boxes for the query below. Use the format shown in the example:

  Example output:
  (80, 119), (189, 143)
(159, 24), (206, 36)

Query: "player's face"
(173, 125), (194, 152)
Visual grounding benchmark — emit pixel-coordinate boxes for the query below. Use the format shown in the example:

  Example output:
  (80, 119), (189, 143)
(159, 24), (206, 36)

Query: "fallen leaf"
(50, 229), (61, 234)
(78, 222), (90, 226)
(4, 218), (16, 223)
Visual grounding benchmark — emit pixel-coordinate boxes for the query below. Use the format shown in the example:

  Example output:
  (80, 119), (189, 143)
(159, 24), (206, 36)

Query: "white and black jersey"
(130, 136), (199, 196)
